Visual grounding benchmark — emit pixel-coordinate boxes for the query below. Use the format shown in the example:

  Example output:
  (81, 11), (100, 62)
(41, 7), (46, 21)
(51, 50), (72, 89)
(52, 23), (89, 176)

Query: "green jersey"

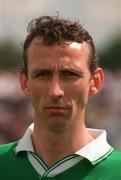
(0, 142), (121, 180)
(0, 125), (121, 179)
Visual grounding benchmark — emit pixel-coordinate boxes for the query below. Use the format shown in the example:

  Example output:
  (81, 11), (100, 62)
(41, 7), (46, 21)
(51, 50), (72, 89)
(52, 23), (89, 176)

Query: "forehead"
(27, 37), (91, 69)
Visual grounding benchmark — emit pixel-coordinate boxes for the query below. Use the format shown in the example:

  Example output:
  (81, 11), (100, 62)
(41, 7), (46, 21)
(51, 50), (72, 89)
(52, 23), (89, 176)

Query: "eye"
(34, 70), (52, 79)
(60, 70), (80, 80)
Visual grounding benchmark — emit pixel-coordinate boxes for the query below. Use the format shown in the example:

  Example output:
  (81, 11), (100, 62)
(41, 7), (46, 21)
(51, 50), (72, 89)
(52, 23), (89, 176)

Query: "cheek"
(29, 82), (48, 108)
(66, 82), (90, 108)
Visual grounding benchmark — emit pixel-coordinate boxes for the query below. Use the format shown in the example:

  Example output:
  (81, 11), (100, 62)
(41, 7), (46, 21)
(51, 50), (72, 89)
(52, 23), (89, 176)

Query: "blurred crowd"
(0, 71), (33, 144)
(0, 70), (121, 150)
(86, 70), (121, 150)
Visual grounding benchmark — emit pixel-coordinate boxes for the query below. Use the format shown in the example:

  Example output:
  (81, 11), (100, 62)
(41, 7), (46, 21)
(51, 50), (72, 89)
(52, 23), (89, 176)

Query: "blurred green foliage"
(0, 35), (121, 71)
(99, 35), (121, 70)
(0, 41), (23, 70)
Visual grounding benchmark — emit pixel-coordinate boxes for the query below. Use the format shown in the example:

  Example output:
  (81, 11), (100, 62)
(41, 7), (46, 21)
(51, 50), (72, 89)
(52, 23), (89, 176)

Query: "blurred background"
(0, 0), (121, 150)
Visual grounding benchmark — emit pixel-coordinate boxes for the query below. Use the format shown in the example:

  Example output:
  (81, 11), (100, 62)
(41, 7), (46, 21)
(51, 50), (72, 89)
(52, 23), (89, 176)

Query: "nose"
(48, 76), (64, 98)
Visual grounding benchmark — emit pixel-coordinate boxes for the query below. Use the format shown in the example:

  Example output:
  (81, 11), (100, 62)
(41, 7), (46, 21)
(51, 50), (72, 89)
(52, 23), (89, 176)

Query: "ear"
(89, 68), (104, 96)
(19, 71), (30, 96)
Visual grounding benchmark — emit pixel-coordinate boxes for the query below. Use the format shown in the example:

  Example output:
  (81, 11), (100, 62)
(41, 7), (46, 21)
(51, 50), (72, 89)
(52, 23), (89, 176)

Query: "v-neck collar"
(15, 124), (113, 177)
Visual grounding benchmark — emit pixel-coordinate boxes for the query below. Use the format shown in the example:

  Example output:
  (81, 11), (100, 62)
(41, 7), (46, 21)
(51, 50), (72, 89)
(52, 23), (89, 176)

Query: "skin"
(20, 37), (104, 167)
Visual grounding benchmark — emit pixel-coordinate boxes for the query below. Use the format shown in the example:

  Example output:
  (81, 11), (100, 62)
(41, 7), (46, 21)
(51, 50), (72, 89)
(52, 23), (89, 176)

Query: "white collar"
(15, 123), (113, 165)
(75, 128), (113, 165)
(15, 124), (34, 153)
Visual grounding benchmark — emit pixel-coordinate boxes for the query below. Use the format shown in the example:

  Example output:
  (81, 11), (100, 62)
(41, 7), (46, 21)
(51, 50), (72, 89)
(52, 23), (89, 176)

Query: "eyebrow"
(30, 66), (85, 77)
(61, 67), (85, 75)
(31, 68), (52, 75)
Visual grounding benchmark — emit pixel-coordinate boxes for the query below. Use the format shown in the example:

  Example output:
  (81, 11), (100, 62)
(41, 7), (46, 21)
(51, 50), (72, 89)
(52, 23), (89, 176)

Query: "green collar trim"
(92, 147), (113, 165)
(27, 152), (83, 177)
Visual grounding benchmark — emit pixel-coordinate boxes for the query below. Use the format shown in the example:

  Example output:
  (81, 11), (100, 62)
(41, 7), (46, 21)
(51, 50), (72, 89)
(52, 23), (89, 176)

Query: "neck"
(32, 115), (94, 167)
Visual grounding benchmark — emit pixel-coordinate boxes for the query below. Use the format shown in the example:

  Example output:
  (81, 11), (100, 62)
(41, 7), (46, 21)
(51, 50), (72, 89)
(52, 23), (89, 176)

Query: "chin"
(47, 119), (70, 132)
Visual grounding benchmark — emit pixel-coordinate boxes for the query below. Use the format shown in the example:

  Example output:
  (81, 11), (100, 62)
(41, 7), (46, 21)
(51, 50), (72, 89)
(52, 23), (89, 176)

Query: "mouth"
(44, 106), (70, 114)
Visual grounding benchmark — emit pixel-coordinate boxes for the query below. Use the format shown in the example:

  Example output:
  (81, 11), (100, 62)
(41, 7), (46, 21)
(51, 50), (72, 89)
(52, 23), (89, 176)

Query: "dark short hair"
(23, 15), (99, 76)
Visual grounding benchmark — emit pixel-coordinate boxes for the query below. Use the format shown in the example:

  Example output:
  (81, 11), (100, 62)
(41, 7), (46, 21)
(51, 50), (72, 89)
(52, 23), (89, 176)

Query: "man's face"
(21, 38), (97, 132)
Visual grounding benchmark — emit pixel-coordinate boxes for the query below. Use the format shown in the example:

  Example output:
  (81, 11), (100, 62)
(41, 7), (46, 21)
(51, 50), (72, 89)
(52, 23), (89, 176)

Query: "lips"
(44, 106), (70, 114)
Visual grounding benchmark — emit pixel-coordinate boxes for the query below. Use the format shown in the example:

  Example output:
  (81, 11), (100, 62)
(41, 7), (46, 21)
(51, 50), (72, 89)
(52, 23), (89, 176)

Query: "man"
(0, 15), (121, 179)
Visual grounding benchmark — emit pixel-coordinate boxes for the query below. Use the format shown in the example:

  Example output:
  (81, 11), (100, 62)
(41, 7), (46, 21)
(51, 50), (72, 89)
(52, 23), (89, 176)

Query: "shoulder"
(0, 141), (17, 156)
(97, 148), (121, 170)
(107, 148), (121, 162)
(0, 141), (29, 179)
(0, 142), (18, 172)
(90, 149), (121, 179)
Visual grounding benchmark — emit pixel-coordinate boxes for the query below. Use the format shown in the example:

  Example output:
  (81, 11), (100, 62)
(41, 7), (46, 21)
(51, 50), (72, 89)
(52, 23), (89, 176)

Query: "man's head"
(23, 15), (99, 76)
(20, 15), (104, 132)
